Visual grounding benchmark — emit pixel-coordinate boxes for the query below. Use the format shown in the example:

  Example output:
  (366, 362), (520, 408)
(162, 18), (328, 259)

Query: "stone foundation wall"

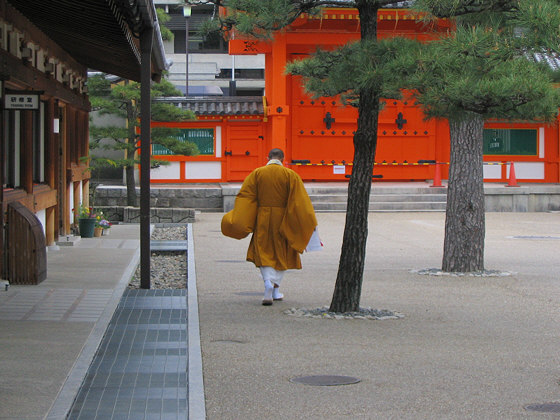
(94, 184), (560, 213)
(94, 186), (223, 211)
(95, 206), (196, 224)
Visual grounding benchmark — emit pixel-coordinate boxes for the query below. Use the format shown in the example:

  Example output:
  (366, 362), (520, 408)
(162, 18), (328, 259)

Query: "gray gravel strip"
(128, 226), (187, 289)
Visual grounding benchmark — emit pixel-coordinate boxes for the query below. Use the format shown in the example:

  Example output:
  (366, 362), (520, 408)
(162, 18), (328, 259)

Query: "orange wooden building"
(151, 7), (560, 184)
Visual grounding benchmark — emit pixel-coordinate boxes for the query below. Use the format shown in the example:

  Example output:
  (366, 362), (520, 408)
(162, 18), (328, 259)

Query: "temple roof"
(154, 96), (264, 116)
(7, 0), (168, 82)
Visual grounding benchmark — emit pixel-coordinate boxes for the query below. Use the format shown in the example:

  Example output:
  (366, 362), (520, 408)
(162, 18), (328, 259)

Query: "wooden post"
(45, 98), (56, 245)
(73, 181), (80, 224)
(60, 105), (70, 235)
(140, 26), (153, 289)
(45, 207), (55, 246)
(0, 80), (4, 278)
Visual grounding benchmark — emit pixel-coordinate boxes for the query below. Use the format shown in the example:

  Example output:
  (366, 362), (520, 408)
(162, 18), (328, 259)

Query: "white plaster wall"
(508, 162), (545, 180)
(36, 209), (46, 237)
(539, 127), (545, 159)
(152, 162), (181, 180)
(215, 126), (222, 158)
(70, 185), (75, 223)
(185, 162), (221, 179)
(483, 163), (502, 179)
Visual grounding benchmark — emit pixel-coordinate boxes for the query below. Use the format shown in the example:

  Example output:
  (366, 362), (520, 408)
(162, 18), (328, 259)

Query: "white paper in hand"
(305, 227), (323, 252)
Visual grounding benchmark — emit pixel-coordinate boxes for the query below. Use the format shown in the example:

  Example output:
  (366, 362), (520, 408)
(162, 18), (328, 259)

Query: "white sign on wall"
(333, 165), (345, 175)
(4, 93), (39, 110)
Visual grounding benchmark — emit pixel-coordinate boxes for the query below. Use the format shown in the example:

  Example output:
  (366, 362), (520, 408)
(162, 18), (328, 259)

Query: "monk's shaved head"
(268, 148), (284, 160)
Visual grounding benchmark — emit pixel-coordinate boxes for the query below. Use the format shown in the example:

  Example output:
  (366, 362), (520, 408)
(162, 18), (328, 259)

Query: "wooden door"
(288, 72), (437, 180)
(225, 123), (264, 181)
(375, 100), (436, 180)
(289, 74), (358, 180)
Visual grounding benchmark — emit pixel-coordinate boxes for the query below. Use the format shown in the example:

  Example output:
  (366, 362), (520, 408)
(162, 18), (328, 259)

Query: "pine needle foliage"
(200, 0), (416, 313)
(287, 37), (416, 106)
(403, 0), (560, 272)
(89, 73), (197, 206)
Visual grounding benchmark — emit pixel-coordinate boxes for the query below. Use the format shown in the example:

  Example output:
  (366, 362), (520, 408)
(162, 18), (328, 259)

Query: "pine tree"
(401, 0), (560, 272)
(205, 0), (416, 312)
(89, 74), (197, 206)
(205, 0), (560, 310)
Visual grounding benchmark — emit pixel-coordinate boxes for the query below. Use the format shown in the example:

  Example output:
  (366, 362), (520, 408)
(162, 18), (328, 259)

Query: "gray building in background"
(154, 0), (265, 96)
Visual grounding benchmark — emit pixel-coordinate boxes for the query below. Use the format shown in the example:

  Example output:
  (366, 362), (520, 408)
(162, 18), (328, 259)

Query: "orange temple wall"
(151, 9), (560, 184)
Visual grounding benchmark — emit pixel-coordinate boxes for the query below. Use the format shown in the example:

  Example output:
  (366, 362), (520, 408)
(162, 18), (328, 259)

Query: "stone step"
(309, 193), (447, 203)
(313, 201), (447, 212)
(305, 186), (446, 195)
(308, 185), (448, 211)
(95, 183), (560, 214)
(318, 208), (446, 213)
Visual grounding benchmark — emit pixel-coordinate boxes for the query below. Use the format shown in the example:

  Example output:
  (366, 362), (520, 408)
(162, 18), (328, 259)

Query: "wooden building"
(152, 6), (560, 185)
(0, 0), (167, 284)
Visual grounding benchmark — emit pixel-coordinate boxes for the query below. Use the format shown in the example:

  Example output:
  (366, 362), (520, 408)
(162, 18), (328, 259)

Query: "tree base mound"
(412, 268), (514, 277)
(284, 307), (404, 320)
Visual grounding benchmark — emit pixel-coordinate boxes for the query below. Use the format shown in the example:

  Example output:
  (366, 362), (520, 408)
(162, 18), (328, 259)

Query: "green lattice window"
(152, 128), (214, 156)
(483, 129), (537, 156)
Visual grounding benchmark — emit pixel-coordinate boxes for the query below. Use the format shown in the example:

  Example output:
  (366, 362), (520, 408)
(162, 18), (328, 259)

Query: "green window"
(483, 129), (537, 156)
(152, 128), (214, 156)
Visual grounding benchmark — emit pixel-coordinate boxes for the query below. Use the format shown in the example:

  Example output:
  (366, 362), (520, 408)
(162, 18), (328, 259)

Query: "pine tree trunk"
(329, 2), (379, 313)
(442, 114), (485, 272)
(125, 165), (137, 207)
(125, 97), (138, 207)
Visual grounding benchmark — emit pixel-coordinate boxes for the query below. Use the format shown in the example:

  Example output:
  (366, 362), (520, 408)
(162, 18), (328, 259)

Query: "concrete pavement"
(0, 225), (141, 419)
(193, 212), (560, 419)
(1, 212), (559, 419)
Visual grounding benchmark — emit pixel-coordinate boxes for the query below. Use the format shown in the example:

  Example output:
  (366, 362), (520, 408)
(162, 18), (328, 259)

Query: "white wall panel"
(185, 162), (221, 179)
(483, 163), (502, 179)
(508, 162), (544, 180)
(152, 162), (181, 180)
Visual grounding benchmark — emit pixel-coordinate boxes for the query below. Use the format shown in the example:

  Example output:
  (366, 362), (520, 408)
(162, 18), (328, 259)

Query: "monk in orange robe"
(222, 148), (317, 305)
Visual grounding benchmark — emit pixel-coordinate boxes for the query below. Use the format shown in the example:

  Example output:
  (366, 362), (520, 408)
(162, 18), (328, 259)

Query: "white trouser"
(259, 266), (285, 286)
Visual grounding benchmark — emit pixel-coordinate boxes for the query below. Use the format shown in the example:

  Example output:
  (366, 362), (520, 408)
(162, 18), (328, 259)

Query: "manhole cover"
(235, 291), (262, 296)
(525, 403), (560, 413)
(289, 375), (360, 386)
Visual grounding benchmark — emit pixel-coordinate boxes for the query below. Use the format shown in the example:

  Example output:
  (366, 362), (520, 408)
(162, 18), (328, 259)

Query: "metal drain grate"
(290, 375), (361, 386)
(525, 403), (560, 413)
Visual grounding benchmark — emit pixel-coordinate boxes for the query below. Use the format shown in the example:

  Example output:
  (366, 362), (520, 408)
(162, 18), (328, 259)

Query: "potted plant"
(77, 204), (96, 238)
(93, 210), (107, 237)
(98, 218), (112, 235)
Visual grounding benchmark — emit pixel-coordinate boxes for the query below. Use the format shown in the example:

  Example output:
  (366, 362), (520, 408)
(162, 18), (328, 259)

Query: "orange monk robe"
(221, 163), (318, 271)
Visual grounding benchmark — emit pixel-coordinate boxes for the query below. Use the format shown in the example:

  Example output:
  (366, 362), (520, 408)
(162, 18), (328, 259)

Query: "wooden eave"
(6, 0), (167, 82)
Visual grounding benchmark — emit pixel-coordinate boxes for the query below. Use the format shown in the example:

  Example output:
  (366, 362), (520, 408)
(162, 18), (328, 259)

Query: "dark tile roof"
(154, 96), (264, 116)
(8, 0), (167, 82)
